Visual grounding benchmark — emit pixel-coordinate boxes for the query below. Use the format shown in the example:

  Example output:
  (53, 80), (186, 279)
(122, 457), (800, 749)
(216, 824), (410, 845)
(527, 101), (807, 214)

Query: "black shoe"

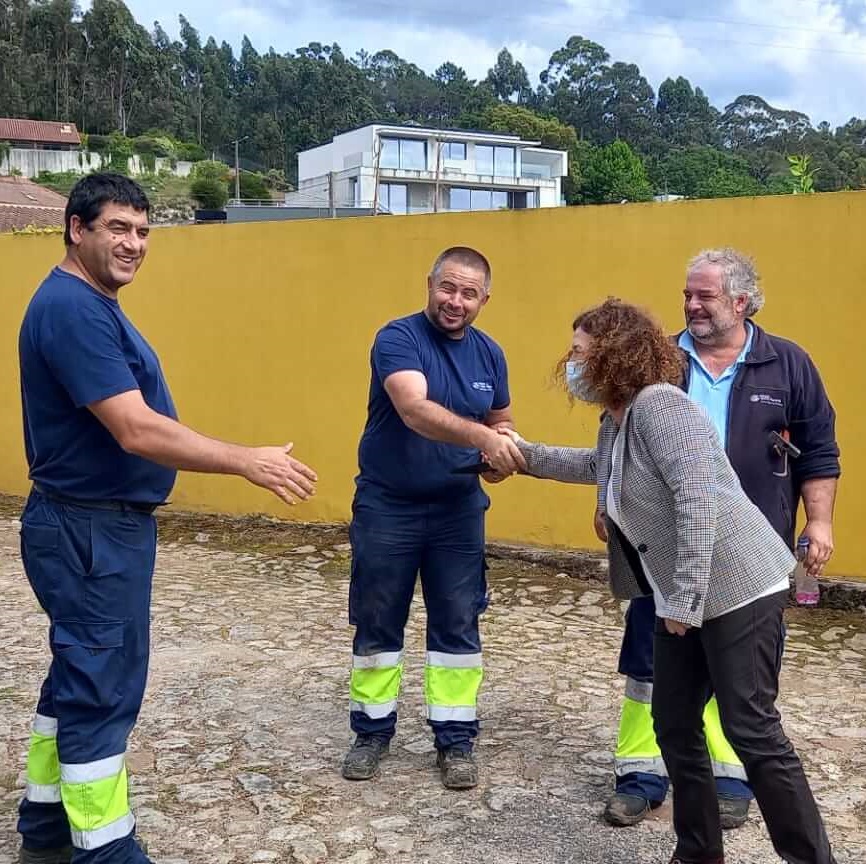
(718, 795), (750, 830)
(437, 747), (478, 789)
(341, 735), (390, 780)
(603, 792), (654, 827)
(19, 847), (73, 864)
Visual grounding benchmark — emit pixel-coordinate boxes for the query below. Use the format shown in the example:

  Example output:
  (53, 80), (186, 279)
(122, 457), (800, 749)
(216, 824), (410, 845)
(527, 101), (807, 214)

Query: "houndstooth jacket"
(519, 383), (795, 627)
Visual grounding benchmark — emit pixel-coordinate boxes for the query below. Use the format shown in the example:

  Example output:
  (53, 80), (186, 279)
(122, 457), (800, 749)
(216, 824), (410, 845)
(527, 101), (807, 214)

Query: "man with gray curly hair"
(602, 246), (840, 835)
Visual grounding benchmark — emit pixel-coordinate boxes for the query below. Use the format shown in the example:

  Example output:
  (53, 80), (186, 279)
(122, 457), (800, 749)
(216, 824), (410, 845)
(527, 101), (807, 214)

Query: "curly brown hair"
(555, 298), (685, 407)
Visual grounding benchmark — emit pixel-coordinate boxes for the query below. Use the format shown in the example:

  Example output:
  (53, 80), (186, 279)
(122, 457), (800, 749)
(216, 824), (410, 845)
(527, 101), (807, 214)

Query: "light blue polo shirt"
(678, 322), (754, 448)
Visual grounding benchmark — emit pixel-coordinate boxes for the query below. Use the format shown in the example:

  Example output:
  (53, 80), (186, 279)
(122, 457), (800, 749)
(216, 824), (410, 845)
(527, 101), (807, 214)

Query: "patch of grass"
(31, 170), (82, 197)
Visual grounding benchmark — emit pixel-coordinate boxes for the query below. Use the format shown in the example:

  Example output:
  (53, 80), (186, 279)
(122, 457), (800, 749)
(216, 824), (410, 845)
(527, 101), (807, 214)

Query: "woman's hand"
(664, 618), (690, 636)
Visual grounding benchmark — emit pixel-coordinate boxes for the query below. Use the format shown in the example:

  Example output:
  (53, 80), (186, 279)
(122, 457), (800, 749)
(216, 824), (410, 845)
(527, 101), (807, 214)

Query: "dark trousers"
(17, 491), (154, 864)
(652, 590), (835, 864)
(348, 502), (488, 750)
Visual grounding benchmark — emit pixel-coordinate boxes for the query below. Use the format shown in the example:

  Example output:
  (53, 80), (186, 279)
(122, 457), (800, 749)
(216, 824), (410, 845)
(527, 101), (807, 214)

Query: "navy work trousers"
(348, 501), (488, 751)
(17, 490), (154, 864)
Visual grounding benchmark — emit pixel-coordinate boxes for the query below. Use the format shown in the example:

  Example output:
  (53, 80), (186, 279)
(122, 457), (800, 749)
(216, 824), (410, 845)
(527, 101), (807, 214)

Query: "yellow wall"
(1, 193), (863, 578)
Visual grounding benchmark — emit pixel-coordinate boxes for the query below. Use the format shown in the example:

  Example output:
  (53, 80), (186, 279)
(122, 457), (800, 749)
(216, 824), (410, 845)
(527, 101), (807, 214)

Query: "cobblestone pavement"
(1, 512), (865, 864)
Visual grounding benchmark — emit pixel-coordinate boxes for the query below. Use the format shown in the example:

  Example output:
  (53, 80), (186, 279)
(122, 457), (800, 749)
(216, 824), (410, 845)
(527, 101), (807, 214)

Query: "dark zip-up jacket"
(679, 322), (840, 548)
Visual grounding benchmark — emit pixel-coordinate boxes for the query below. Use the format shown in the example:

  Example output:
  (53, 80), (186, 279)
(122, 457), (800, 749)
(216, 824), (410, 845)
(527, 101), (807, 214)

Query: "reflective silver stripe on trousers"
(32, 713), (58, 736)
(614, 755), (669, 777)
(71, 812), (135, 851)
(711, 759), (749, 781)
(350, 699), (398, 719)
(25, 782), (61, 803)
(427, 705), (477, 722)
(60, 752), (125, 784)
(352, 651), (403, 669)
(624, 677), (653, 704)
(426, 651), (483, 668)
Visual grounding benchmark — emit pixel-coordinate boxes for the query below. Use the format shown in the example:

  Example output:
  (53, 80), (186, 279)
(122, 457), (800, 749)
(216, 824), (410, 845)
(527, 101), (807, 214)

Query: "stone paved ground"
(1, 509), (865, 864)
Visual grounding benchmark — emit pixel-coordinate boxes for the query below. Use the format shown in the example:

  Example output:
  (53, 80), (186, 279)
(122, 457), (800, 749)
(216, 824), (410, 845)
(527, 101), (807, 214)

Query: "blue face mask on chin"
(565, 359), (601, 403)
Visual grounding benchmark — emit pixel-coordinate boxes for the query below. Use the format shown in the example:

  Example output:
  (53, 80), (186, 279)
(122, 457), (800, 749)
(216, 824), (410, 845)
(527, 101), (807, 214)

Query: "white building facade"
(288, 124), (568, 214)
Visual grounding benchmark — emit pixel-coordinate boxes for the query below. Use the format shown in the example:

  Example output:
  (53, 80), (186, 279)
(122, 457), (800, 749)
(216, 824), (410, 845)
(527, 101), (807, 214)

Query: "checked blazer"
(519, 384), (795, 627)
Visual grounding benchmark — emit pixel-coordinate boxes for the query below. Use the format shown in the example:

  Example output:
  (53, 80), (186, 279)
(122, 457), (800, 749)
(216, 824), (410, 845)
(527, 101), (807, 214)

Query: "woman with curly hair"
(504, 298), (835, 864)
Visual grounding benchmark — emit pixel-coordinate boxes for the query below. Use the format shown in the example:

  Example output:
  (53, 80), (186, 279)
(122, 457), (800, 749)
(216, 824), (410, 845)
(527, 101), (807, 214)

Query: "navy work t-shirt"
(355, 312), (510, 508)
(19, 267), (178, 503)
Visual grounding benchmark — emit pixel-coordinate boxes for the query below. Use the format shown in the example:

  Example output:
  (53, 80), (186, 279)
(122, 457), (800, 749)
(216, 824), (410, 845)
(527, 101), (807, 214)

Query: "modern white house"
(286, 123), (569, 215)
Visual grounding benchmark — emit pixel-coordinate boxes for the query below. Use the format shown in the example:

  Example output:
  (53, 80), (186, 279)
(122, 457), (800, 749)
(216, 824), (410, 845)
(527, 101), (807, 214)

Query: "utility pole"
(234, 139), (240, 200)
(231, 136), (248, 201)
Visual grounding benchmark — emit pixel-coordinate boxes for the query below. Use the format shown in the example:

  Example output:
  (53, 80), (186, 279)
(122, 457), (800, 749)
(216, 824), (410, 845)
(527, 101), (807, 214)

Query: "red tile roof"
(0, 176), (68, 207)
(0, 117), (81, 146)
(0, 204), (65, 232)
(0, 177), (66, 232)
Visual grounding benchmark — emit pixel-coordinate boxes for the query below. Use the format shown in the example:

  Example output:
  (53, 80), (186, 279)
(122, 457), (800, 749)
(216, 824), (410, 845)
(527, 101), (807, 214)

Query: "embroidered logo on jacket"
(750, 394), (784, 407)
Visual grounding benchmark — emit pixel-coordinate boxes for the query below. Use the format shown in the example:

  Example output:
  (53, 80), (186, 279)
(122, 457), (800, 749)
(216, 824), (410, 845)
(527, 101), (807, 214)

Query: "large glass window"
(494, 147), (516, 178)
(379, 183), (408, 214)
(449, 187), (471, 211)
(449, 188), (519, 211)
(380, 137), (427, 170)
(491, 190), (508, 209)
(380, 138), (399, 169)
(443, 141), (466, 160)
(475, 145), (494, 175)
(470, 189), (492, 210)
(474, 145), (516, 177)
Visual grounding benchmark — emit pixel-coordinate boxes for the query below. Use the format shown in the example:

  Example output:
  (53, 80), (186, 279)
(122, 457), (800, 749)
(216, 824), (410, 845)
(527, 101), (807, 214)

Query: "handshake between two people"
(479, 426), (528, 483)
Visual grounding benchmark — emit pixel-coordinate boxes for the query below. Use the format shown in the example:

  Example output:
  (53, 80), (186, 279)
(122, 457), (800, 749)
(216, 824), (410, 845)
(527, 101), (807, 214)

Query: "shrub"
(239, 170), (270, 200)
(192, 160), (231, 183)
(87, 134), (110, 153)
(190, 176), (228, 209)
(176, 142), (207, 162)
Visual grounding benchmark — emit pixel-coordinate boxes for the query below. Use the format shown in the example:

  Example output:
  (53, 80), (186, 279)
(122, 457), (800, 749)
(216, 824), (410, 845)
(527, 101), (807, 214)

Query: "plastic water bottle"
(793, 537), (819, 606)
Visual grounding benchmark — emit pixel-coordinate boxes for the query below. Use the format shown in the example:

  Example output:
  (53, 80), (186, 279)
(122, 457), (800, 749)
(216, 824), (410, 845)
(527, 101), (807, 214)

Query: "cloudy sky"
(123, 0), (866, 127)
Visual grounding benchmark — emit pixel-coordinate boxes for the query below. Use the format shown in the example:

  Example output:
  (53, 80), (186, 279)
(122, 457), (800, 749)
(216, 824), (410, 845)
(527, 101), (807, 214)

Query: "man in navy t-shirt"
(16, 174), (317, 864)
(342, 246), (525, 790)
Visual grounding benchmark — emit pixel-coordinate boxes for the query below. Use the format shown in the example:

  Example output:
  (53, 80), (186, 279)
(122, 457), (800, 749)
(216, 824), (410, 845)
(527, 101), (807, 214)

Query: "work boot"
(341, 735), (389, 780)
(718, 795), (750, 829)
(19, 847), (73, 864)
(437, 747), (478, 789)
(603, 792), (653, 827)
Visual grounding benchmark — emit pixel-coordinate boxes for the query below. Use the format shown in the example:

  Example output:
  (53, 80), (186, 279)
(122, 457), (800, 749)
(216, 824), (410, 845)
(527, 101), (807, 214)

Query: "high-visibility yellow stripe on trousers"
(25, 713), (62, 804)
(350, 651), (403, 719)
(703, 696), (748, 781)
(424, 651), (483, 723)
(61, 753), (134, 850)
(614, 678), (668, 778)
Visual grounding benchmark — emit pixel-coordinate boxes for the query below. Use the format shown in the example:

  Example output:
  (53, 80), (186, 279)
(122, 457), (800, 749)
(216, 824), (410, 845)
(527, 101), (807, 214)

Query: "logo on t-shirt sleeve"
(472, 381), (494, 392)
